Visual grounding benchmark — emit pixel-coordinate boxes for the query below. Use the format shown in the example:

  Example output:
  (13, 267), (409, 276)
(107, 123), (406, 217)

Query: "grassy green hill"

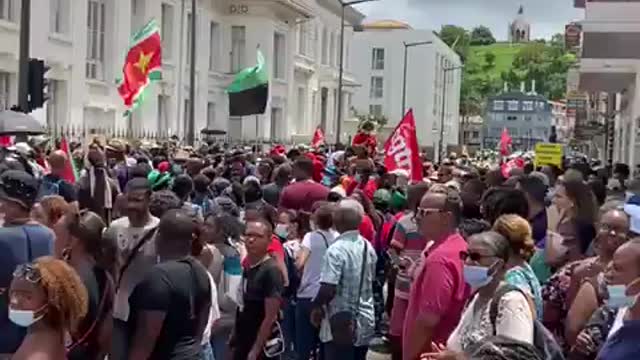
(467, 42), (524, 78)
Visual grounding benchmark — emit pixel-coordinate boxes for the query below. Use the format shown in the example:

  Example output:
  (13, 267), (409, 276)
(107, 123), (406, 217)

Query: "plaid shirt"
(319, 230), (378, 346)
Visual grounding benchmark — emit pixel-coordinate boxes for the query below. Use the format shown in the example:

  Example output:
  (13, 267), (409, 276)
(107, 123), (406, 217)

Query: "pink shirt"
(402, 232), (470, 357)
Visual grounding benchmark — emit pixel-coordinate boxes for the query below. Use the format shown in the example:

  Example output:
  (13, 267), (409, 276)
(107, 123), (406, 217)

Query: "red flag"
(499, 128), (512, 156)
(311, 127), (325, 148)
(384, 109), (423, 182)
(501, 157), (524, 178)
(59, 136), (78, 184)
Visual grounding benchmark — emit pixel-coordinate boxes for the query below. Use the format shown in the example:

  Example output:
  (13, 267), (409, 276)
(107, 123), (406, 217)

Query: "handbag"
(329, 239), (369, 346)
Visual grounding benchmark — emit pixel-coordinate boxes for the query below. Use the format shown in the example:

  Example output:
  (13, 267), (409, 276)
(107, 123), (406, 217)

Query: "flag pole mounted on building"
(117, 19), (162, 117)
(227, 49), (269, 117)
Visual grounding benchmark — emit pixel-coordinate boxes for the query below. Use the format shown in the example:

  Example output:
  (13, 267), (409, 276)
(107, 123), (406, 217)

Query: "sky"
(355, 0), (584, 40)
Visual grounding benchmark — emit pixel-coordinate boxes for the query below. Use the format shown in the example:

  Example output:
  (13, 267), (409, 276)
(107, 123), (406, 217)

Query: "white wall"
(0, 0), (361, 143)
(350, 28), (462, 149)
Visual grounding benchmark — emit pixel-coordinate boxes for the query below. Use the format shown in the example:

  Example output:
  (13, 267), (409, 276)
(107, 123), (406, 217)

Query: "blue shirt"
(0, 224), (54, 352)
(598, 319), (640, 359)
(319, 230), (377, 346)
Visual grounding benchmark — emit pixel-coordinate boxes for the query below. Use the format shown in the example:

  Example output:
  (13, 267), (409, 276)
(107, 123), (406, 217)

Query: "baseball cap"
(0, 170), (39, 209)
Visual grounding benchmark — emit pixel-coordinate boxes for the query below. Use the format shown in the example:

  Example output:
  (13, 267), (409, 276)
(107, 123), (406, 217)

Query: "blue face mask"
(463, 264), (494, 289)
(607, 285), (636, 309)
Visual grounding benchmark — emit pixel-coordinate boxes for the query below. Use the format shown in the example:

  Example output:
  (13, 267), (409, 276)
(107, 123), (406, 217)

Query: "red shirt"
(278, 180), (329, 212)
(358, 214), (376, 243)
(346, 177), (378, 200)
(402, 232), (470, 356)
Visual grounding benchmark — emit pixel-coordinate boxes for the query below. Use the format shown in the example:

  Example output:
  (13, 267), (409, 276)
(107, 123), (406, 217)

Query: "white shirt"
(297, 229), (339, 299)
(201, 271), (221, 345)
(446, 290), (534, 352)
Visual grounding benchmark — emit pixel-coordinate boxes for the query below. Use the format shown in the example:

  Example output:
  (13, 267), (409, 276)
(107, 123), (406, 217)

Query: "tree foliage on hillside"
(458, 31), (575, 120)
(471, 26), (496, 46)
(438, 25), (471, 61)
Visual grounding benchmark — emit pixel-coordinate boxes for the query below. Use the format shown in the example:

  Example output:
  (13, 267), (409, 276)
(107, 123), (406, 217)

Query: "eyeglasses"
(13, 263), (42, 283)
(459, 251), (497, 262)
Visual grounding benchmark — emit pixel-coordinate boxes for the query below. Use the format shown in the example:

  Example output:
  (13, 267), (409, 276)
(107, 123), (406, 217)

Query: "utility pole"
(402, 40), (432, 119)
(188, 0), (197, 145)
(18, 0), (31, 112)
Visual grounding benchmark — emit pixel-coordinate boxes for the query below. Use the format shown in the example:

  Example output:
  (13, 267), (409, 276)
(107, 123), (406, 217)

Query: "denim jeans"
(295, 298), (319, 360)
(282, 298), (297, 359)
(202, 342), (215, 360)
(321, 342), (368, 360)
(211, 330), (231, 360)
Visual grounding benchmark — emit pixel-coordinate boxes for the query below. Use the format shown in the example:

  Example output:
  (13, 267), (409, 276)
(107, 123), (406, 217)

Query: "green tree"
(483, 52), (496, 70)
(470, 26), (496, 46)
(439, 25), (470, 61)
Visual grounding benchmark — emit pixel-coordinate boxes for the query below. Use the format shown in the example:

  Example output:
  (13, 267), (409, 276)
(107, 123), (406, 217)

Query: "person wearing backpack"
(426, 230), (564, 360)
(40, 150), (77, 203)
(425, 231), (535, 359)
(295, 203), (339, 360)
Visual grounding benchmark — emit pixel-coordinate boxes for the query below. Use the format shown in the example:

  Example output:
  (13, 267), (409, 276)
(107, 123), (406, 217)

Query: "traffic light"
(27, 58), (50, 112)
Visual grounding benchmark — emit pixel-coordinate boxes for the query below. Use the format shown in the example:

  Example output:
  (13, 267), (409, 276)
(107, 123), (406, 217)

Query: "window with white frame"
(86, 0), (106, 80)
(370, 77), (383, 99)
(507, 100), (519, 111)
(209, 21), (220, 71)
(493, 100), (504, 111)
(321, 28), (328, 64)
(0, 72), (10, 110)
(298, 23), (307, 56)
(371, 48), (384, 70)
(161, 3), (174, 62)
(231, 26), (246, 72)
(369, 104), (382, 116)
(50, 0), (69, 34)
(0, 0), (15, 22)
(273, 32), (285, 79)
(522, 100), (534, 111)
(207, 102), (216, 128)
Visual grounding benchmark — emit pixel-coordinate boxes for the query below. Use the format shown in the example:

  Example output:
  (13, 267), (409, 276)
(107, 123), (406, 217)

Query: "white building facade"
(0, 0), (363, 143)
(349, 21), (462, 153)
(575, 0), (640, 168)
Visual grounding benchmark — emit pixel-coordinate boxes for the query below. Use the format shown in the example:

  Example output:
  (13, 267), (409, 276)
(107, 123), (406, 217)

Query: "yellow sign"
(535, 143), (563, 168)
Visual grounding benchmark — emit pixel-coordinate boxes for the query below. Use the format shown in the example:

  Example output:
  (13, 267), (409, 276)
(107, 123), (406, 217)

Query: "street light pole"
(401, 40), (432, 119)
(438, 64), (463, 163)
(188, 0), (197, 145)
(336, 0), (378, 145)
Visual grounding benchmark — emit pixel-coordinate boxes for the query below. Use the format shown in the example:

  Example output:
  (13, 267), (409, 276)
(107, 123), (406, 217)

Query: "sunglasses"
(13, 263), (42, 283)
(459, 251), (497, 262)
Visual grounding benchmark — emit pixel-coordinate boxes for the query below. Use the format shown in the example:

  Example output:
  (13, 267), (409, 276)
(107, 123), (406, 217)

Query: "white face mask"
(275, 224), (289, 239)
(9, 305), (46, 327)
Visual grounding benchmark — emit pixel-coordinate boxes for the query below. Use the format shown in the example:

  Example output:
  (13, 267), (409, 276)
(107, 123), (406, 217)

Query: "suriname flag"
(117, 19), (162, 115)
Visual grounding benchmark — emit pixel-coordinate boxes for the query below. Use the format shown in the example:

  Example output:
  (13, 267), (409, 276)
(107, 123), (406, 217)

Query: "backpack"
(282, 245), (300, 299)
(489, 284), (565, 360)
(39, 178), (62, 198)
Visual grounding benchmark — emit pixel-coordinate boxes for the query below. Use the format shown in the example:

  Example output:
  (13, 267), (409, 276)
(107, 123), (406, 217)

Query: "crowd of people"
(0, 137), (638, 360)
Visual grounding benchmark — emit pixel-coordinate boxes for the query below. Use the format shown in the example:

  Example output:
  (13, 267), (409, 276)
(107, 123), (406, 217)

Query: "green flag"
(227, 50), (268, 116)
